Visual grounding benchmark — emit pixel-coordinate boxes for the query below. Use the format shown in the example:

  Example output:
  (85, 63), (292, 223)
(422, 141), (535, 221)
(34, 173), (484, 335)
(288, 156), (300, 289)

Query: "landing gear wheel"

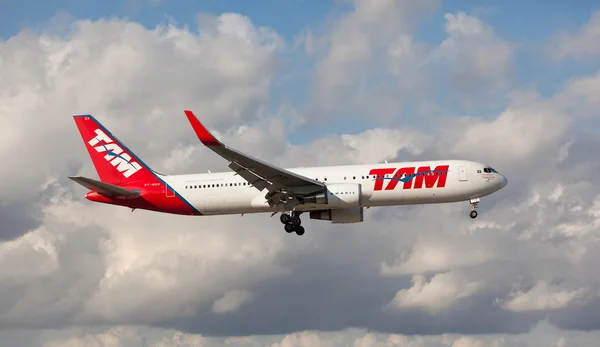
(291, 216), (301, 226)
(280, 213), (291, 224)
(295, 226), (305, 236)
(284, 223), (295, 233)
(469, 198), (480, 219)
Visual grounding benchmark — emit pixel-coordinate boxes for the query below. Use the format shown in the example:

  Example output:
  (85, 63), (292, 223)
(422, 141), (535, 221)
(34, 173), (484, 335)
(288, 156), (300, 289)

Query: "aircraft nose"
(500, 174), (508, 188)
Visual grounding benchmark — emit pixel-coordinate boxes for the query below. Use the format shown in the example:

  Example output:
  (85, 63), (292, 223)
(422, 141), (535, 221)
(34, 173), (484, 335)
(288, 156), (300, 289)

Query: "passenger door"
(458, 166), (468, 181)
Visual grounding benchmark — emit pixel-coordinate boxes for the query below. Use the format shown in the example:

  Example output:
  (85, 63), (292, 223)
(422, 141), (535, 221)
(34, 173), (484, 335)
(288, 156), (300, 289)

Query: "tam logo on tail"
(88, 129), (142, 178)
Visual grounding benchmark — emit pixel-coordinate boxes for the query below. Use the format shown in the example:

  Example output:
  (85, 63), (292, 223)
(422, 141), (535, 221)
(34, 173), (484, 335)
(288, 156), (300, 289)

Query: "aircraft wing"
(69, 176), (140, 197)
(184, 110), (325, 207)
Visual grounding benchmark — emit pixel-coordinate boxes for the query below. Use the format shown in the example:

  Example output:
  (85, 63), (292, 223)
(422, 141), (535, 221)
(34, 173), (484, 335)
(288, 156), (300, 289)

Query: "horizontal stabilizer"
(69, 176), (140, 197)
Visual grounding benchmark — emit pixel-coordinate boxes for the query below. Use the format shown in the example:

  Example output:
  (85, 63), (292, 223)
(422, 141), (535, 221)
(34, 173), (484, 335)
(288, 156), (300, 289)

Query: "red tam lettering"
(385, 167), (416, 190)
(369, 168), (396, 191)
(413, 165), (449, 189)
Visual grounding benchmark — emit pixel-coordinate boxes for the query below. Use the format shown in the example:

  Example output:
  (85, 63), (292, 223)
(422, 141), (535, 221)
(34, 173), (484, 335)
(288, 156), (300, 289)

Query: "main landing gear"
(469, 198), (480, 219)
(280, 212), (305, 236)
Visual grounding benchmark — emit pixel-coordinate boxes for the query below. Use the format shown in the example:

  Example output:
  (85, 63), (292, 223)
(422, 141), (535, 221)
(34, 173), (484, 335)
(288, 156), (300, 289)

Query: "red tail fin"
(73, 115), (156, 184)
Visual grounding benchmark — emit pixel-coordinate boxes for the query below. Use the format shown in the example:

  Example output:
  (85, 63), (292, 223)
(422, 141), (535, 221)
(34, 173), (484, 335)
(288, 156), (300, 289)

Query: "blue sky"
(1, 0), (595, 42)
(1, 0), (598, 142)
(0, 0), (334, 40)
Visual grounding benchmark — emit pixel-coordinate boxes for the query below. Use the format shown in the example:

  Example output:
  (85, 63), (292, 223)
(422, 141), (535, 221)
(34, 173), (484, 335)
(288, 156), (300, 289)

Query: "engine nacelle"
(310, 207), (364, 224)
(302, 183), (363, 208)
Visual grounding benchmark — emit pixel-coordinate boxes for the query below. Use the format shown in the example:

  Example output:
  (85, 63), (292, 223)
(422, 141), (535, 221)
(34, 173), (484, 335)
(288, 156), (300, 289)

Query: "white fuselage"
(163, 159), (507, 215)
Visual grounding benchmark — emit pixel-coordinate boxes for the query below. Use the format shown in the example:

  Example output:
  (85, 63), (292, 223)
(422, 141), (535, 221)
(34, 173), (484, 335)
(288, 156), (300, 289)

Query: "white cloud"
(280, 127), (429, 167)
(309, 6), (514, 122)
(387, 272), (485, 314)
(38, 321), (600, 347)
(498, 281), (589, 312)
(451, 336), (488, 347)
(381, 234), (498, 276)
(550, 10), (600, 61)
(271, 331), (346, 347)
(80, 208), (290, 323)
(558, 70), (600, 117)
(43, 326), (143, 347)
(315, 0), (439, 95)
(444, 96), (569, 163)
(435, 12), (514, 93)
(152, 332), (208, 347)
(310, 0), (439, 121)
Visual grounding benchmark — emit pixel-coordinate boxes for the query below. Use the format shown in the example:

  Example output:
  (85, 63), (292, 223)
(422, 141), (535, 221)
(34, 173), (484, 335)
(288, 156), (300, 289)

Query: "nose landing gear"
(469, 198), (480, 219)
(280, 212), (305, 235)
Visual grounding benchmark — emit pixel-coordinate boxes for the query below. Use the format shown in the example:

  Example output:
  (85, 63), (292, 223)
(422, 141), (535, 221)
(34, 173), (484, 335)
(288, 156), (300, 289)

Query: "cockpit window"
(483, 167), (497, 173)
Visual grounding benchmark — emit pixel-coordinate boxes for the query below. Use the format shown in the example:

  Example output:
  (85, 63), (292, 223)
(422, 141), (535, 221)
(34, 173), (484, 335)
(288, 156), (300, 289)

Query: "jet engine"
(309, 207), (364, 223)
(301, 183), (362, 208)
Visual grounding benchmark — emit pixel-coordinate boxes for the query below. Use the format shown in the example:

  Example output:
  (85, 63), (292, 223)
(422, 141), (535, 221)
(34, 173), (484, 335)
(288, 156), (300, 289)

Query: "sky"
(1, 0), (600, 346)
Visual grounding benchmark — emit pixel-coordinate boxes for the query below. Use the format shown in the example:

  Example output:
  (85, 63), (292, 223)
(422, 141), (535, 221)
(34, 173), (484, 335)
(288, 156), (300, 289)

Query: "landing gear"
(280, 212), (305, 235)
(469, 198), (480, 219)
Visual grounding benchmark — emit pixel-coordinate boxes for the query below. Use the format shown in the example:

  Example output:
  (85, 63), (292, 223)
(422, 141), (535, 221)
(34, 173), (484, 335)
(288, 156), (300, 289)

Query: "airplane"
(69, 110), (508, 236)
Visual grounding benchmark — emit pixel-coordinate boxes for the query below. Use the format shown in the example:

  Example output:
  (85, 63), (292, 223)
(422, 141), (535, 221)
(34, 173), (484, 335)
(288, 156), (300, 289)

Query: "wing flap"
(69, 176), (140, 197)
(229, 161), (271, 191)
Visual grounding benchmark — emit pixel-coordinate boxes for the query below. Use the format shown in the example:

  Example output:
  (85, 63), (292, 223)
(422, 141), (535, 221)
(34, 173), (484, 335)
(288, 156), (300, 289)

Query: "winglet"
(184, 110), (222, 147)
